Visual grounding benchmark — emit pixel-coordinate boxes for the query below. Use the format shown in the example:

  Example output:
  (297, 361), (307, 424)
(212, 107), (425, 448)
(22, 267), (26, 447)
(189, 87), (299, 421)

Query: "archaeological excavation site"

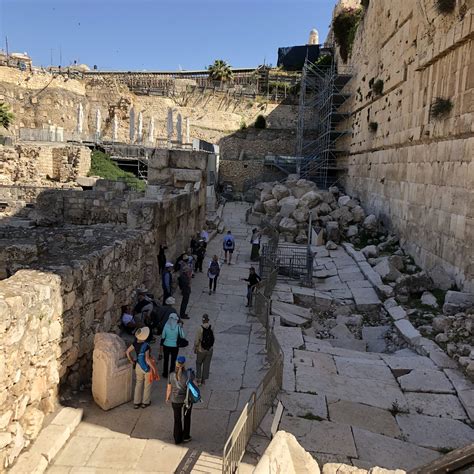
(0, 0), (473, 472)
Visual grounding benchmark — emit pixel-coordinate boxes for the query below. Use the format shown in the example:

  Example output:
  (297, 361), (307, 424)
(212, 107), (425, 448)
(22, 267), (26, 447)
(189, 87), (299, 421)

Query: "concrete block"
(50, 407), (83, 432)
(9, 452), (48, 474)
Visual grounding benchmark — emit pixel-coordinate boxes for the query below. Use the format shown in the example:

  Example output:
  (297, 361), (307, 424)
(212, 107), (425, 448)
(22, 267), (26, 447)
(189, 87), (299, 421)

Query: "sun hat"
(165, 296), (176, 305)
(135, 327), (150, 342)
(165, 262), (173, 268)
(176, 356), (186, 364)
(168, 313), (179, 321)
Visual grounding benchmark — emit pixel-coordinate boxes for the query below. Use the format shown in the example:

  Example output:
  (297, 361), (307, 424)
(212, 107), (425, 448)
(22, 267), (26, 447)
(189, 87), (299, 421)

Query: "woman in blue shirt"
(161, 313), (185, 378)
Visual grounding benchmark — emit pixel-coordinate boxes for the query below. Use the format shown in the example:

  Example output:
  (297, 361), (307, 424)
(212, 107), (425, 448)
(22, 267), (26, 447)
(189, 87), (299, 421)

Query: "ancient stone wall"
(0, 181), (205, 469)
(0, 144), (91, 184)
(335, 0), (474, 290)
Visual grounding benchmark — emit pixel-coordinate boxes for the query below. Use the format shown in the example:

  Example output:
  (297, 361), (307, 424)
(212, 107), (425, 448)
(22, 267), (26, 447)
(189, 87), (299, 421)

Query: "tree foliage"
(208, 59), (233, 82)
(333, 7), (363, 63)
(0, 103), (14, 130)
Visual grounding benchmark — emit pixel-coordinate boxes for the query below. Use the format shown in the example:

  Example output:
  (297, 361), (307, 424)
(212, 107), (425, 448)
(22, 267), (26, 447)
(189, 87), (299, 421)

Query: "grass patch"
(89, 151), (146, 192)
(298, 412), (324, 421)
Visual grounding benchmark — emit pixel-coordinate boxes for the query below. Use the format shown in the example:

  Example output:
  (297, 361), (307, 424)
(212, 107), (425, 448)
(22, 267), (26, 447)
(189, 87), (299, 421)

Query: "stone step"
(271, 300), (312, 320)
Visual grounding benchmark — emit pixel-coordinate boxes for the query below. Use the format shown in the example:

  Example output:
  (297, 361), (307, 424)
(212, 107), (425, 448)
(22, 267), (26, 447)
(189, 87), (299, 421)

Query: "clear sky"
(0, 0), (335, 71)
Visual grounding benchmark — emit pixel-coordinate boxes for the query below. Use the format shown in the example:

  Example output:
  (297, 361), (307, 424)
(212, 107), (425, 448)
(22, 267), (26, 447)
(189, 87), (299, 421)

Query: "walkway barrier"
(222, 252), (282, 473)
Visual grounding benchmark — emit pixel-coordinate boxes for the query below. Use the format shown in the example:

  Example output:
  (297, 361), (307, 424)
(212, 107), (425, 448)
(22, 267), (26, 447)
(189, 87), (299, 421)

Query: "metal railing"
(222, 237), (282, 473)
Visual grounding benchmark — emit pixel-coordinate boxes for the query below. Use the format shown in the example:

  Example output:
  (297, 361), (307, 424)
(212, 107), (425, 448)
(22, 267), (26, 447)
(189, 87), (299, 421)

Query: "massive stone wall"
(335, 0), (474, 290)
(0, 143), (91, 184)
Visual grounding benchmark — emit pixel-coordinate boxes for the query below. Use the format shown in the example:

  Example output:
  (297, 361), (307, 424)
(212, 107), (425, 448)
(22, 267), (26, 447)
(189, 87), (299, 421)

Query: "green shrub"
(0, 102), (14, 129)
(333, 7), (363, 63)
(254, 115), (266, 129)
(436, 0), (456, 14)
(430, 97), (453, 119)
(89, 151), (146, 191)
(315, 54), (333, 66)
(369, 121), (378, 132)
(372, 79), (384, 95)
(361, 0), (370, 8)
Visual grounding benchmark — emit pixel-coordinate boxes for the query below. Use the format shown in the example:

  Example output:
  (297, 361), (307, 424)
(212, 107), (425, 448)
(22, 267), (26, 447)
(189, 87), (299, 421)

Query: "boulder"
(428, 265), (455, 291)
(279, 196), (299, 218)
(421, 291), (439, 308)
(279, 217), (298, 234)
(351, 206), (365, 223)
(443, 291), (474, 315)
(363, 214), (378, 232)
(253, 200), (265, 213)
(253, 431), (320, 474)
(292, 207), (309, 223)
(389, 255), (405, 271)
(321, 191), (337, 204)
(346, 225), (358, 237)
(374, 258), (402, 282)
(314, 202), (332, 215)
(432, 315), (450, 334)
(272, 184), (290, 201)
(326, 221), (340, 243)
(295, 230), (308, 244)
(326, 240), (337, 250)
(292, 179), (317, 199)
(338, 195), (351, 207)
(361, 245), (378, 258)
(299, 190), (323, 208)
(263, 199), (279, 216)
(395, 272), (433, 296)
(330, 206), (353, 227)
(261, 190), (274, 202)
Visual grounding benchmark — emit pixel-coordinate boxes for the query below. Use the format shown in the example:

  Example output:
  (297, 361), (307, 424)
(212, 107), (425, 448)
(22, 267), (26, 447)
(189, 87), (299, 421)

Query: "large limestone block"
(92, 333), (133, 411)
(398, 369), (455, 394)
(299, 190), (323, 208)
(352, 427), (439, 471)
(404, 392), (468, 420)
(272, 184), (290, 201)
(374, 259), (402, 282)
(263, 198), (279, 216)
(396, 413), (474, 450)
(253, 430), (320, 474)
(279, 217), (298, 234)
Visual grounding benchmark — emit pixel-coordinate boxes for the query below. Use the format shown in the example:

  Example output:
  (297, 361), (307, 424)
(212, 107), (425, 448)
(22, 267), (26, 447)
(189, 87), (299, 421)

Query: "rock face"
(92, 333), (133, 411)
(272, 184), (291, 201)
(253, 431), (321, 474)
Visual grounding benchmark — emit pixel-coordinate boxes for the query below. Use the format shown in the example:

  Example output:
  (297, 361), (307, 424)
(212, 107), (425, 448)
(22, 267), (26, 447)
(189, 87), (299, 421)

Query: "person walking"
(162, 262), (174, 304)
(125, 327), (155, 409)
(223, 230), (235, 265)
(178, 270), (191, 320)
(207, 255), (221, 295)
(250, 228), (261, 261)
(195, 240), (205, 273)
(194, 314), (214, 385)
(158, 243), (168, 274)
(243, 266), (262, 307)
(161, 313), (185, 378)
(166, 356), (194, 444)
(155, 296), (178, 361)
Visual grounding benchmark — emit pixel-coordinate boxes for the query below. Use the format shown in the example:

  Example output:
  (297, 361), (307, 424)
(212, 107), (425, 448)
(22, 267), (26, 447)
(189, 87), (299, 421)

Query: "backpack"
(185, 370), (201, 406)
(209, 260), (220, 276)
(200, 325), (215, 351)
(224, 236), (234, 249)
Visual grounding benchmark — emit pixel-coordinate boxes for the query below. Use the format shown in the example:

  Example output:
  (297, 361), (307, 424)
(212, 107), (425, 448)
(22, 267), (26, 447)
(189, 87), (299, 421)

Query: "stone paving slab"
(329, 338), (367, 352)
(333, 357), (397, 385)
(380, 354), (437, 372)
(304, 343), (381, 360)
(404, 392), (468, 420)
(396, 413), (474, 450)
(351, 287), (381, 311)
(279, 391), (328, 420)
(296, 367), (407, 411)
(352, 427), (440, 471)
(327, 400), (401, 438)
(294, 349), (337, 374)
(271, 300), (312, 320)
(398, 369), (455, 394)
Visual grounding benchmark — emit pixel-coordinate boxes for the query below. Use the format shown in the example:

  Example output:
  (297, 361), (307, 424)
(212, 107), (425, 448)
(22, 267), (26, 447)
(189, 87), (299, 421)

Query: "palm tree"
(207, 59), (233, 85)
(0, 103), (14, 130)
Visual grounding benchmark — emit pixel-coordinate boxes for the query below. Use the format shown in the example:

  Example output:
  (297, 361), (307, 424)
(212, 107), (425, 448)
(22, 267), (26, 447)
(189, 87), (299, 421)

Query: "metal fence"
(222, 249), (282, 473)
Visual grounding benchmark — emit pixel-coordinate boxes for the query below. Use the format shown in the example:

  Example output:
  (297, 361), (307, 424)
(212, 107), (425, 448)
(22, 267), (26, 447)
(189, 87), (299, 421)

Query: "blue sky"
(0, 0), (335, 71)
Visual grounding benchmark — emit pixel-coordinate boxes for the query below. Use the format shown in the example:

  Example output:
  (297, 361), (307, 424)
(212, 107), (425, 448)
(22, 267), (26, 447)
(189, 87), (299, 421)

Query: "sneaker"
(141, 403), (150, 408)
(134, 404), (141, 409)
(183, 437), (192, 443)
(181, 314), (190, 320)
(209, 290), (212, 295)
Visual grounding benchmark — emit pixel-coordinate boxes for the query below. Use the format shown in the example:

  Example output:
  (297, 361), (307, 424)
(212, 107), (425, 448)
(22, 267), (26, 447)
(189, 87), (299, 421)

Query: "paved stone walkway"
(47, 202), (264, 473)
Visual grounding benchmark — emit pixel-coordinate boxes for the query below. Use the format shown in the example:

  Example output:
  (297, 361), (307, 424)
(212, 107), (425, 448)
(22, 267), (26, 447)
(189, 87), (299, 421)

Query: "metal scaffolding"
(296, 47), (352, 189)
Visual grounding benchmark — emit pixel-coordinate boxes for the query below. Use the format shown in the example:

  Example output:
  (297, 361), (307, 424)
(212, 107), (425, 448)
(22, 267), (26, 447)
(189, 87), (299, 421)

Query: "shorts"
(224, 247), (234, 253)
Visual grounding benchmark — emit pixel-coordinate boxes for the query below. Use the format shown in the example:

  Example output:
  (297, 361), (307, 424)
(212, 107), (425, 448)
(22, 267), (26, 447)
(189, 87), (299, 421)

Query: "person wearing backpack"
(207, 255), (221, 295)
(222, 230), (235, 265)
(125, 327), (155, 409)
(166, 356), (196, 444)
(194, 314), (214, 386)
